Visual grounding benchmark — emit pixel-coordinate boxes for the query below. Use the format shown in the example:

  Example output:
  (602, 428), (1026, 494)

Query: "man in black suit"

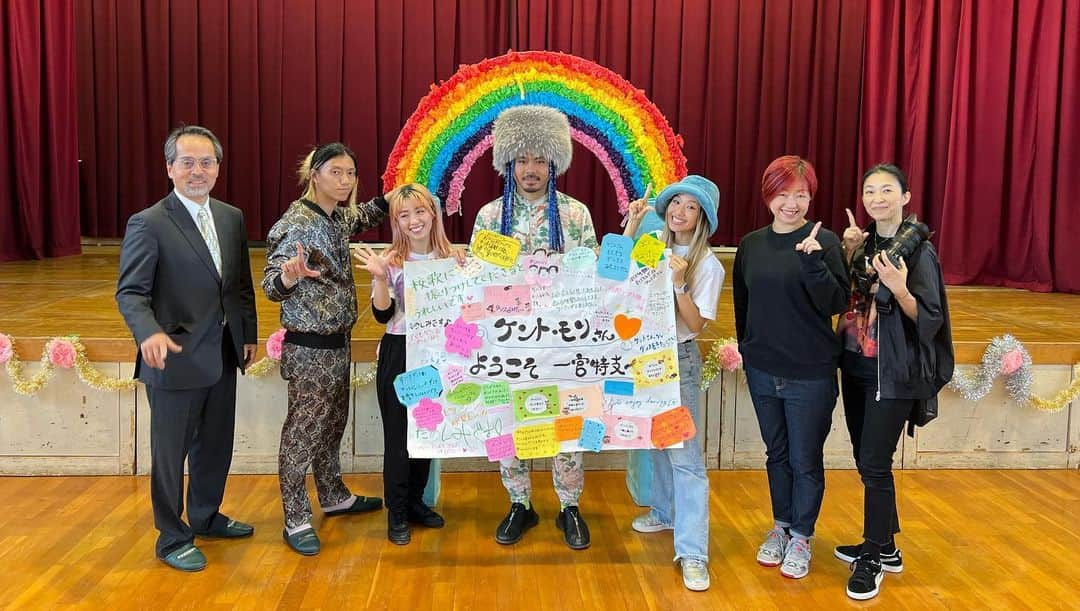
(116, 125), (258, 572)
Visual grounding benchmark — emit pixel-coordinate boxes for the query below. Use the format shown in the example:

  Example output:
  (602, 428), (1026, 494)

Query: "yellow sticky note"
(512, 422), (559, 459)
(630, 233), (666, 268)
(472, 229), (522, 269)
(630, 348), (680, 388)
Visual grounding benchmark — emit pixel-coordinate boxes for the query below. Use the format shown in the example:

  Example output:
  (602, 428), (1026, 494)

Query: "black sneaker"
(388, 510), (411, 545)
(407, 502), (445, 528)
(495, 503), (539, 545)
(846, 554), (884, 600)
(834, 543), (904, 573)
(555, 506), (590, 550)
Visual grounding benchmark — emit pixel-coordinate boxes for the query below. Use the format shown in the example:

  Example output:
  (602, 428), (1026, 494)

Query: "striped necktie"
(196, 206), (222, 275)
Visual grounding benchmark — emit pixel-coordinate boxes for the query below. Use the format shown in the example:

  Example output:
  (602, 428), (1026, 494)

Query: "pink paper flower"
(719, 343), (743, 372)
(0, 333), (12, 365)
(266, 328), (286, 360)
(1000, 349), (1025, 375)
(48, 339), (77, 369)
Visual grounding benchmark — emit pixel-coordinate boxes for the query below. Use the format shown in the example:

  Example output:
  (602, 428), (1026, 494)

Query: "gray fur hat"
(491, 105), (573, 176)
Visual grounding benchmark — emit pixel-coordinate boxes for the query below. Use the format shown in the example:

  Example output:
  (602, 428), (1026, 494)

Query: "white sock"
(285, 523), (313, 536)
(322, 495), (356, 512)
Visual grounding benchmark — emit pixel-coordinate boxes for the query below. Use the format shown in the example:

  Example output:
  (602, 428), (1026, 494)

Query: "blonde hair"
(660, 208), (715, 293)
(296, 145), (359, 207)
(384, 183), (453, 267)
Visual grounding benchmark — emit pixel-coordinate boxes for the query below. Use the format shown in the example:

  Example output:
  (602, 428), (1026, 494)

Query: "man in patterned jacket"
(470, 105), (598, 550)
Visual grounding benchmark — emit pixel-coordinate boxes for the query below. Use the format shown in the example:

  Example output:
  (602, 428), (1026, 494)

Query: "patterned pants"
(278, 342), (353, 528)
(499, 452), (584, 509)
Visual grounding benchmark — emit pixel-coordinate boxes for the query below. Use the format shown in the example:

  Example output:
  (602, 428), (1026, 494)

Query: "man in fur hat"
(470, 105), (598, 550)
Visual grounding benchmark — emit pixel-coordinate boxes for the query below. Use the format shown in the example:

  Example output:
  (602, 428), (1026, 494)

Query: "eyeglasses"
(174, 157), (219, 171)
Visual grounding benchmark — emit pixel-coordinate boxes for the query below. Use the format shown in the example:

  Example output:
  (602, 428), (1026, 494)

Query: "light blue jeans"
(647, 340), (709, 562)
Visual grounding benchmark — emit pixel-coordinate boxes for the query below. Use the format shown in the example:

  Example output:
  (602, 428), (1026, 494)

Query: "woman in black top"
(733, 155), (849, 579)
(835, 164), (953, 600)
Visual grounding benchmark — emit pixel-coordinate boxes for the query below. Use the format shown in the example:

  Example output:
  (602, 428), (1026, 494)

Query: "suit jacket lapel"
(164, 193), (222, 283)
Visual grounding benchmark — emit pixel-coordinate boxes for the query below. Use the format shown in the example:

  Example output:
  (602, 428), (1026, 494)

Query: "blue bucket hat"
(653, 175), (720, 237)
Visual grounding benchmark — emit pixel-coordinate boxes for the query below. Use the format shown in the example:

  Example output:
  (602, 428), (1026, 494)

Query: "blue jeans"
(648, 341), (709, 562)
(745, 365), (837, 538)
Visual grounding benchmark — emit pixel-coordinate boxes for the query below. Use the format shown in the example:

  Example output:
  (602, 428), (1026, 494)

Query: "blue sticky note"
(597, 234), (633, 281)
(579, 418), (605, 452)
(394, 365), (443, 406)
(604, 380), (635, 396)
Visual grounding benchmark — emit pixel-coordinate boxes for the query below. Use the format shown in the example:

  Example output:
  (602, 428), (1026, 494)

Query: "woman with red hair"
(733, 155), (849, 579)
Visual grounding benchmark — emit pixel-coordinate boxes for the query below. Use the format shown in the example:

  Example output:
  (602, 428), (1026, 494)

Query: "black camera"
(853, 214), (931, 301)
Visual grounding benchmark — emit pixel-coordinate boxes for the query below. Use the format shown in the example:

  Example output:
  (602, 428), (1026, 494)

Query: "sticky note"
(513, 385), (560, 421)
(613, 313), (643, 340)
(631, 233), (666, 268)
(602, 415), (652, 448)
(444, 365), (465, 388)
(482, 381), (511, 406)
(413, 398), (445, 431)
(512, 423), (559, 459)
(460, 301), (487, 322)
(561, 246), (597, 271)
(578, 419), (605, 452)
(597, 234), (633, 281)
(444, 317), (484, 358)
(554, 416), (585, 441)
(394, 365), (443, 406)
(523, 251), (557, 286)
(485, 434), (515, 462)
(603, 380), (635, 396)
(453, 257), (484, 278)
(651, 406), (697, 449)
(483, 285), (532, 316)
(559, 385), (603, 417)
(446, 382), (482, 406)
(630, 349), (680, 388)
(471, 229), (522, 268)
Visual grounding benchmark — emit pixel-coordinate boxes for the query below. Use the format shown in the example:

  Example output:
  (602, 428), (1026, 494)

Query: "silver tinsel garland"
(947, 334), (1033, 403)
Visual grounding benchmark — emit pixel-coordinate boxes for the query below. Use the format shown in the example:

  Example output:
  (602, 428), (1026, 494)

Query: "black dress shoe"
(495, 502), (539, 545)
(407, 502), (445, 528)
(324, 495), (383, 516)
(555, 506), (590, 550)
(388, 510), (411, 545)
(197, 518), (254, 539)
(283, 527), (320, 556)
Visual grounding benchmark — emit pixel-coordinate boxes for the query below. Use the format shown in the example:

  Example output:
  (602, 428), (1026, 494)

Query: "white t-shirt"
(673, 244), (725, 342)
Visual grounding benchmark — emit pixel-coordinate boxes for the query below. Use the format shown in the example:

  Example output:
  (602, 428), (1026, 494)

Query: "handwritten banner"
(403, 237), (682, 458)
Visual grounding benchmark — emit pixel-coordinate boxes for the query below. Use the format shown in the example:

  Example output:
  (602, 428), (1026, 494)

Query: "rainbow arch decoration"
(382, 50), (687, 216)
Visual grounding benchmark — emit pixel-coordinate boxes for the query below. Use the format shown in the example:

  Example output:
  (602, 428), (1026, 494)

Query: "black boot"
(555, 506), (590, 550)
(407, 501), (445, 528)
(495, 502), (539, 545)
(388, 510), (411, 545)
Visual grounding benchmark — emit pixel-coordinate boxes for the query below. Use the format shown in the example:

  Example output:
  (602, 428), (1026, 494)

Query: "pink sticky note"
(460, 301), (487, 322)
(444, 365), (465, 388)
(444, 316), (483, 358)
(483, 285), (533, 316)
(484, 434), (515, 462)
(601, 415), (653, 448)
(413, 398), (445, 431)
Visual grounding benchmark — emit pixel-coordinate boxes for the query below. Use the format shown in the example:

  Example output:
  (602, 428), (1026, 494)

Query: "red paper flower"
(48, 339), (76, 369)
(266, 328), (286, 360)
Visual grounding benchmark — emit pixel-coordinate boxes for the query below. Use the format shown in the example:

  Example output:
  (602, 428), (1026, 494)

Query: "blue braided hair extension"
(500, 160), (515, 237)
(547, 161), (564, 252)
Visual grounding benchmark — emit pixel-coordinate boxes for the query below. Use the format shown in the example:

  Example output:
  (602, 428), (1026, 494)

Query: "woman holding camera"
(835, 164), (953, 600)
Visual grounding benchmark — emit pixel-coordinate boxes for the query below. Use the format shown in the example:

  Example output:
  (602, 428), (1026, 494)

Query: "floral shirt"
(262, 198), (386, 335)
(470, 191), (599, 254)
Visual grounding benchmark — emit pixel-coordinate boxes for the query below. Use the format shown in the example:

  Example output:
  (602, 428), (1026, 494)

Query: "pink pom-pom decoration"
(719, 343), (743, 372)
(266, 328), (287, 360)
(48, 339), (77, 369)
(0, 333), (12, 365)
(1000, 348), (1025, 375)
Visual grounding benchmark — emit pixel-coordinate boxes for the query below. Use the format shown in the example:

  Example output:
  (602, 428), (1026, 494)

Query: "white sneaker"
(756, 526), (790, 567)
(631, 512), (673, 533)
(681, 558), (710, 591)
(780, 537), (812, 579)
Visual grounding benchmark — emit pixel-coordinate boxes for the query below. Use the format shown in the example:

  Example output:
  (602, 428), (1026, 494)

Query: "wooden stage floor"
(1, 470), (1076, 609)
(2, 245), (1079, 364)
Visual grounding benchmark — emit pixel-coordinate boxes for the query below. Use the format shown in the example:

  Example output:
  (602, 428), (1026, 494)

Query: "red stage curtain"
(512, 0), (867, 246)
(861, 0), (1080, 292)
(0, 1), (80, 261)
(75, 0), (508, 243)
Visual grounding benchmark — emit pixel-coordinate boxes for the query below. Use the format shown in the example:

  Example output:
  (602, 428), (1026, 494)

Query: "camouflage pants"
(499, 452), (584, 509)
